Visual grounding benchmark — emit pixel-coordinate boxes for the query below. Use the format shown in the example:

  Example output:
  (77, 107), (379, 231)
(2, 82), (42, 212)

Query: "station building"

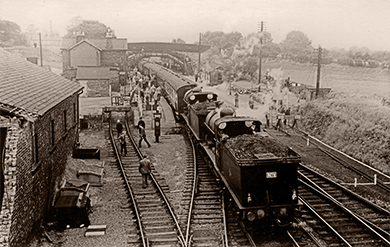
(61, 29), (127, 96)
(0, 49), (83, 246)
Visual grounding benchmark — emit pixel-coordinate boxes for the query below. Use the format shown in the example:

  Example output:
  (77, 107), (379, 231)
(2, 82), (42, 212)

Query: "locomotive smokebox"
(220, 107), (234, 118)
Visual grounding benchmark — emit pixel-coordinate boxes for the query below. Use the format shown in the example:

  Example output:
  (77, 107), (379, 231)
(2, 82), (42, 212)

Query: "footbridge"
(127, 42), (210, 75)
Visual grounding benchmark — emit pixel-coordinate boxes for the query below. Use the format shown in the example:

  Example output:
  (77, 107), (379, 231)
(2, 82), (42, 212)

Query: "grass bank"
(299, 92), (390, 173)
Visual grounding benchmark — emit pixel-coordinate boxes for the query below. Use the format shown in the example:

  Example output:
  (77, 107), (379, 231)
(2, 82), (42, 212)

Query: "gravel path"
(31, 98), (188, 246)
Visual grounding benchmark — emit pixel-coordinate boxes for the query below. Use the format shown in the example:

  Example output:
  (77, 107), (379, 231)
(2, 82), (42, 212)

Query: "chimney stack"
(105, 28), (114, 49)
(75, 30), (85, 43)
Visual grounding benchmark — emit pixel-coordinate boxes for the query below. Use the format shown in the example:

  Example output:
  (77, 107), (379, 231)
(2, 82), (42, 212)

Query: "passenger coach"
(139, 60), (197, 114)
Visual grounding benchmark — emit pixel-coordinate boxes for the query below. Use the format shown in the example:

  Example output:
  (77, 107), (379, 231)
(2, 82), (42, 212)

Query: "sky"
(1, 0), (390, 51)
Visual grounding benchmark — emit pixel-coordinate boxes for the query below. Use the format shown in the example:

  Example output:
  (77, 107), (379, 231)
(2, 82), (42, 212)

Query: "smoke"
(231, 34), (261, 58)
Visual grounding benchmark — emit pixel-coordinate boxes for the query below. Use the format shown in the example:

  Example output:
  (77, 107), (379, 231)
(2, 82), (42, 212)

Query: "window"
(51, 120), (55, 146)
(63, 110), (67, 132)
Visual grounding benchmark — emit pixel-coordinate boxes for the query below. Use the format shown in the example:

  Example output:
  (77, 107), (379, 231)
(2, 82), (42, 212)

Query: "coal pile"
(225, 134), (292, 160)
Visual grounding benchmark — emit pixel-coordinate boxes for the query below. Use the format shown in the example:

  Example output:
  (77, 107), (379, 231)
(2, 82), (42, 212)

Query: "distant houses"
(0, 48), (83, 246)
(61, 30), (127, 97)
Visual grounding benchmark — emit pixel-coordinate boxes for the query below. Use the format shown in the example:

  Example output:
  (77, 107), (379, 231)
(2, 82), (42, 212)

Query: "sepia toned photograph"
(0, 0), (389, 246)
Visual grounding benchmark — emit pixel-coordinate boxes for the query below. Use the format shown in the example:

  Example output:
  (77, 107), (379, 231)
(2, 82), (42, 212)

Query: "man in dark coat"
(118, 131), (127, 156)
(139, 155), (151, 188)
(137, 117), (146, 133)
(116, 120), (123, 137)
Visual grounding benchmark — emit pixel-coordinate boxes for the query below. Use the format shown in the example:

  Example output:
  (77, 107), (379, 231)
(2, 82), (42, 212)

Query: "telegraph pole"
(258, 21), (264, 86)
(198, 33), (202, 73)
(39, 33), (43, 67)
(315, 45), (322, 99)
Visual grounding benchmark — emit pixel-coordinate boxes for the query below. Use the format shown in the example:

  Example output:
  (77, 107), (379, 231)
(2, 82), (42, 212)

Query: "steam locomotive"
(138, 60), (301, 228)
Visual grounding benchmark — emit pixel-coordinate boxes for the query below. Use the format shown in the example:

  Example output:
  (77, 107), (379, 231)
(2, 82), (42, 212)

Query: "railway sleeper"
(144, 225), (176, 232)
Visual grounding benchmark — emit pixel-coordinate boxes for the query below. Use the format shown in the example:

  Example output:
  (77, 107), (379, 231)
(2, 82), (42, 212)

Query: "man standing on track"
(116, 119), (123, 137)
(138, 125), (151, 148)
(139, 155), (151, 188)
(118, 131), (127, 156)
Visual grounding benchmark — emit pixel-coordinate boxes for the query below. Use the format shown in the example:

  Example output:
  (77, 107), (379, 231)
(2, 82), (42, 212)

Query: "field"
(263, 60), (390, 98)
(261, 61), (390, 173)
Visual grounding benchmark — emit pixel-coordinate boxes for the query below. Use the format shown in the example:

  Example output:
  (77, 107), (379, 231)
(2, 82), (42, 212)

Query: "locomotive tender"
(138, 60), (301, 228)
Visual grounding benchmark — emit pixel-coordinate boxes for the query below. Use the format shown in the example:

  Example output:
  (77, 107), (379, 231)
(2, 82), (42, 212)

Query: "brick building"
(76, 66), (111, 97)
(0, 49), (83, 246)
(61, 30), (127, 94)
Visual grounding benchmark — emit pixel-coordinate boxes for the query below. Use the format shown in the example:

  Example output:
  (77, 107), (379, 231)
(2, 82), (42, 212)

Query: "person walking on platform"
(118, 131), (127, 156)
(116, 120), (123, 137)
(139, 155), (151, 188)
(138, 125), (151, 148)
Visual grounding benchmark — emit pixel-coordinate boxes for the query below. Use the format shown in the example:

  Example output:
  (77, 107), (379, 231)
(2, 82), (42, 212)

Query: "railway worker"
(139, 155), (152, 188)
(116, 120), (123, 137)
(249, 95), (255, 109)
(138, 125), (151, 148)
(234, 92), (239, 108)
(137, 117), (146, 133)
(118, 131), (127, 156)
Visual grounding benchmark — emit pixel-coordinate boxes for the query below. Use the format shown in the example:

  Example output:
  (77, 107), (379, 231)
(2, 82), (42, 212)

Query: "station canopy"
(128, 42), (210, 53)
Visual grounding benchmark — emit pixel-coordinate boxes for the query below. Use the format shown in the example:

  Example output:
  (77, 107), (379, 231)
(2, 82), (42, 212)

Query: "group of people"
(128, 69), (162, 106)
(115, 118), (152, 189)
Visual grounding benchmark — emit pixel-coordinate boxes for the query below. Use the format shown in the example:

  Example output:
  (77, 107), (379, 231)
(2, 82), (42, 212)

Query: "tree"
(280, 31), (313, 62)
(64, 18), (110, 39)
(201, 31), (243, 57)
(172, 38), (186, 44)
(0, 20), (27, 47)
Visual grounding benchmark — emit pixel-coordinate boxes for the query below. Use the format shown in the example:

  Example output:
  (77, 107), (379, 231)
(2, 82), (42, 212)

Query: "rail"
(184, 130), (197, 245)
(221, 190), (229, 247)
(124, 120), (187, 247)
(108, 120), (148, 247)
(299, 178), (390, 246)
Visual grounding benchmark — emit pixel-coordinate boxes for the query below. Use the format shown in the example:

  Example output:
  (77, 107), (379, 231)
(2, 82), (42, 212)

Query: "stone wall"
(0, 93), (79, 246)
(86, 79), (110, 97)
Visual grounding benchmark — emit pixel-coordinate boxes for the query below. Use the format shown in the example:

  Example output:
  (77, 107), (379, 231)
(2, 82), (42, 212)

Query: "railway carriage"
(139, 60), (197, 114)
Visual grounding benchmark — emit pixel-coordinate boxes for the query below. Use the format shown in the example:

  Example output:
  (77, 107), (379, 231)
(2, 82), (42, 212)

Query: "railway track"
(181, 125), (256, 247)
(180, 126), (225, 246)
(296, 164), (390, 246)
(303, 133), (390, 195)
(108, 118), (186, 246)
(299, 164), (390, 239)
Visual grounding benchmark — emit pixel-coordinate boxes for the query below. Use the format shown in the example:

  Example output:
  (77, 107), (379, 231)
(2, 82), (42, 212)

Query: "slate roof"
(68, 40), (102, 51)
(76, 67), (111, 80)
(61, 38), (127, 50)
(0, 49), (83, 116)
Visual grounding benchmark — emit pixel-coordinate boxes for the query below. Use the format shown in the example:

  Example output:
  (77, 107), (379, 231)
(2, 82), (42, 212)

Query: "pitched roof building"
(0, 48), (83, 246)
(0, 49), (83, 116)
(61, 33), (128, 80)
